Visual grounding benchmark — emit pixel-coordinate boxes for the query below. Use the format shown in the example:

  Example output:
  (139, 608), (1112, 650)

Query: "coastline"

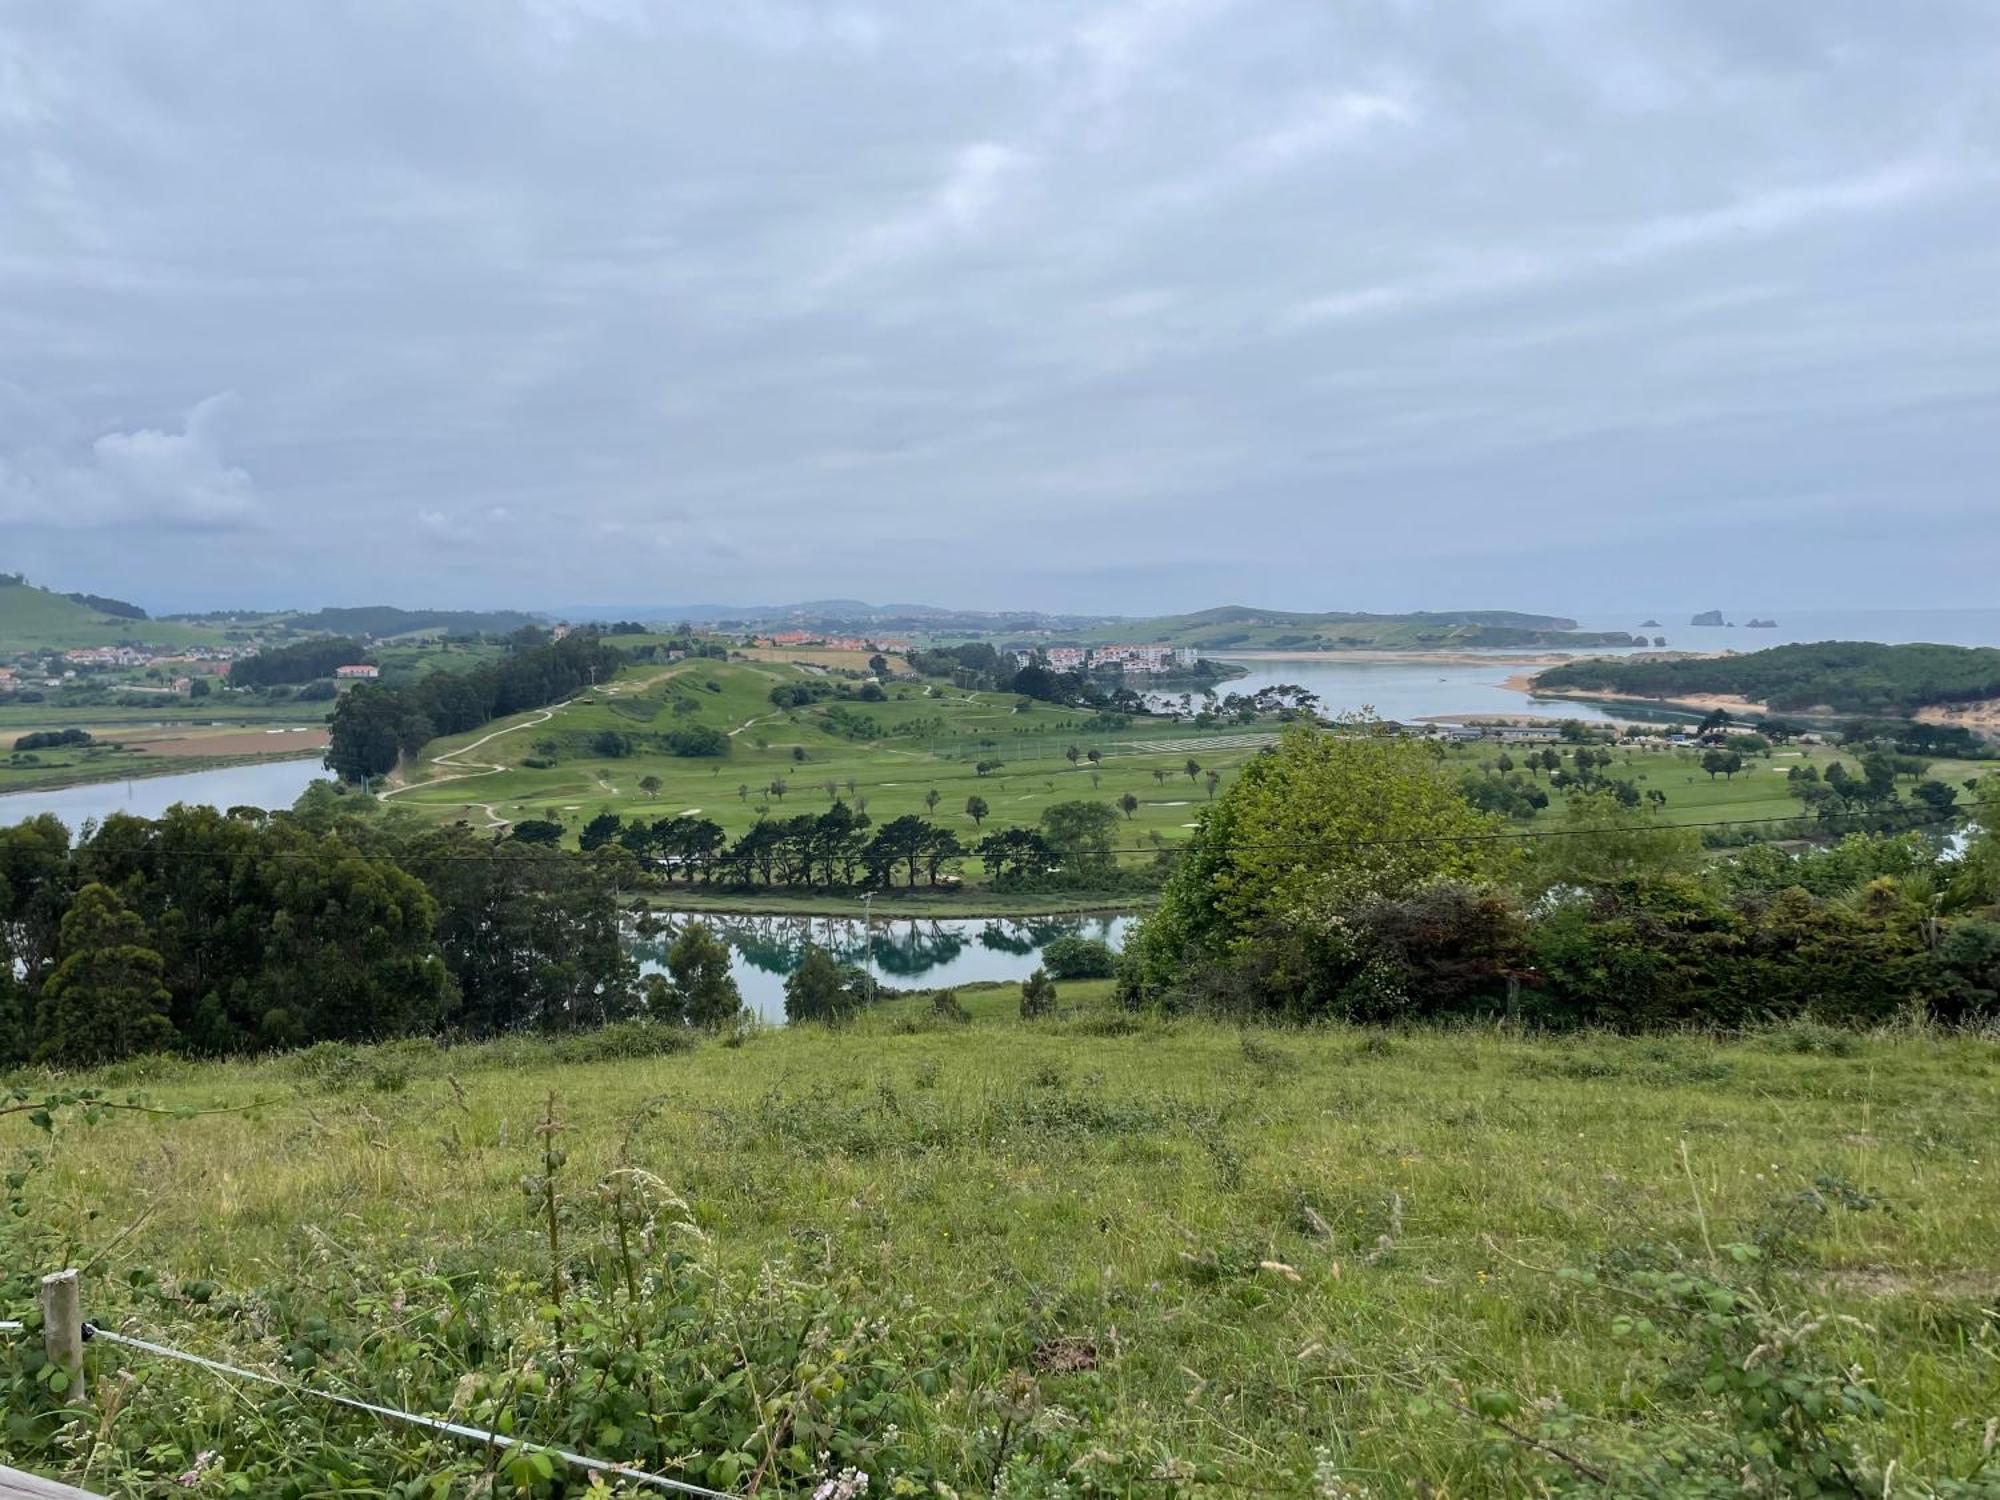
(1506, 673), (1771, 718)
(1220, 648), (1601, 668)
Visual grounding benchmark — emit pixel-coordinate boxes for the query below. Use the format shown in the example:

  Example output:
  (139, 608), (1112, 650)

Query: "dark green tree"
(666, 921), (743, 1027)
(34, 883), (177, 1065)
(785, 945), (861, 1025)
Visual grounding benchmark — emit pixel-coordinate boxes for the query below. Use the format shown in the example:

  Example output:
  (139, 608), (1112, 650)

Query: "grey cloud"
(0, 0), (1995, 614)
(0, 394), (261, 532)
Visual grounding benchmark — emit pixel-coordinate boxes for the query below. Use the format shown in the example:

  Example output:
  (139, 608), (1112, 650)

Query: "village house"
(334, 663), (380, 680)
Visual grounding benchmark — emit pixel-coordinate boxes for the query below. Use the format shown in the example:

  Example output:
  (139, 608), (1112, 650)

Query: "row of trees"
(325, 633), (623, 780)
(550, 796), (1134, 891)
(1118, 722), (2000, 1027)
(0, 797), (743, 1067)
(228, 637), (369, 687)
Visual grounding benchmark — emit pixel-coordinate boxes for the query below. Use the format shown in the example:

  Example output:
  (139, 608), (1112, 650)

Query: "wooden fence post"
(39, 1270), (85, 1403)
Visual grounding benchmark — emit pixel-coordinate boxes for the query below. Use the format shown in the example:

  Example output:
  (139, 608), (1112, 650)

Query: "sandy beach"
(1224, 648), (1612, 668)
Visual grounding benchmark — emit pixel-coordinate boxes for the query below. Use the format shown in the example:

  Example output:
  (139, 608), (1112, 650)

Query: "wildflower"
(811, 1466), (870, 1500)
(176, 1450), (218, 1487)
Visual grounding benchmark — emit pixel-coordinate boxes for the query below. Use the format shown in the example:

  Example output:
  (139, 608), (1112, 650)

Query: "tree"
(1120, 720), (1519, 1003)
(1700, 750), (1744, 781)
(1065, 746), (1081, 768)
(1153, 768), (1168, 786)
(784, 945), (862, 1025)
(925, 788), (941, 815)
(510, 818), (564, 846)
(965, 795), (990, 828)
(579, 810), (623, 850)
(666, 921), (743, 1027)
(1913, 779), (1959, 814)
(188, 676), (212, 699)
(33, 883), (176, 1065)
(1205, 769), (1221, 800)
(1020, 967), (1057, 1018)
(1525, 788), (1702, 894)
(1118, 792), (1139, 820)
(1041, 935), (1116, 979)
(1086, 749), (1102, 767)
(1185, 758), (1201, 783)
(638, 775), (662, 799)
(1039, 800), (1121, 882)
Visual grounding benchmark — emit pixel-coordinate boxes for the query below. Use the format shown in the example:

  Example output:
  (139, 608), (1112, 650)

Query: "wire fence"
(3, 1284), (733, 1498)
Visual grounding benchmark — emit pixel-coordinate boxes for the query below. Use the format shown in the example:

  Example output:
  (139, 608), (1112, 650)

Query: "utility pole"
(860, 890), (875, 1005)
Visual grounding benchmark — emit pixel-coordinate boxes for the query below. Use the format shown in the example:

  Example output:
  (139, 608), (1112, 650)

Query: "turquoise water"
(1213, 658), (1637, 725)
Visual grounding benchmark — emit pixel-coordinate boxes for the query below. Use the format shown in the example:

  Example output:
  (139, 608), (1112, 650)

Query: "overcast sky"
(2, 1), (1996, 618)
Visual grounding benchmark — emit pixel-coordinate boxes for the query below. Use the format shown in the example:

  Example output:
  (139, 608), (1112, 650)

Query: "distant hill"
(1068, 606), (1644, 652)
(0, 576), (217, 649)
(276, 606), (544, 639)
(1534, 641), (2000, 716)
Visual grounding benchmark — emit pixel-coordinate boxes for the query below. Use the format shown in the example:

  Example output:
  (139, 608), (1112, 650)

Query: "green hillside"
(279, 604), (544, 639)
(1070, 605), (1642, 651)
(0, 577), (220, 648)
(1535, 641), (2000, 716)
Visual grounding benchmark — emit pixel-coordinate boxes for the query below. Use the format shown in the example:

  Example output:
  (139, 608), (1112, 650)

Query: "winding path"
(377, 704), (564, 805)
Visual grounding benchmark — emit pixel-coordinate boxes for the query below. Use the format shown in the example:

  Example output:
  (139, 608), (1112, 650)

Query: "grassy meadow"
(10, 986), (2000, 1494)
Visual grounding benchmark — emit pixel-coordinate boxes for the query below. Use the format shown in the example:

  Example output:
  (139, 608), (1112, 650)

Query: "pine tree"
(34, 883), (177, 1065)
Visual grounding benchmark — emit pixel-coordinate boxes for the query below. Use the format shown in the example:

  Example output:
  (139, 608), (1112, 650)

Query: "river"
(0, 756), (330, 829)
(629, 911), (1134, 1022)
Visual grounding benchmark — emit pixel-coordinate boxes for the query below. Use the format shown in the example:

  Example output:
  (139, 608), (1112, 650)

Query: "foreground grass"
(9, 998), (2000, 1495)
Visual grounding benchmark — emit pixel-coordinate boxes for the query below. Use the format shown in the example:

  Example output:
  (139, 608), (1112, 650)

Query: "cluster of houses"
(0, 643), (251, 695)
(1013, 644), (1200, 675)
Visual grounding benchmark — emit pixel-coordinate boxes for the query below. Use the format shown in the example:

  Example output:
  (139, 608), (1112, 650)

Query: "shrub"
(1039, 935), (1116, 980)
(930, 988), (970, 1023)
(1020, 968), (1057, 1019)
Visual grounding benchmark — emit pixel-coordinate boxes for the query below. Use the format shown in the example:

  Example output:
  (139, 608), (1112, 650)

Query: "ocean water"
(1570, 607), (2000, 653)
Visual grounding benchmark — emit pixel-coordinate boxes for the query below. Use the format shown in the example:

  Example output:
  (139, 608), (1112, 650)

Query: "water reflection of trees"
(628, 913), (1127, 982)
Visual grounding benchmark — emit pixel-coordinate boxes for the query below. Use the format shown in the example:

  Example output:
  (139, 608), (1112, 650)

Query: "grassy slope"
(0, 582), (223, 649)
(17, 997), (2000, 1492)
(385, 658), (1272, 855)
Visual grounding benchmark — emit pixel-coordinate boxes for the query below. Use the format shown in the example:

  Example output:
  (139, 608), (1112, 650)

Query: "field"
(9, 991), (2000, 1494)
(376, 658), (1981, 881)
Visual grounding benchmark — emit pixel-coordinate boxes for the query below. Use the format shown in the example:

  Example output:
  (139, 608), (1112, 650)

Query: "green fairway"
(378, 660), (1979, 880)
(382, 658), (1276, 856)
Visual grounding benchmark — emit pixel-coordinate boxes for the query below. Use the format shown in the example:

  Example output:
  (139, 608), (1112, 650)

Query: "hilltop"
(1534, 640), (2000, 720)
(1070, 604), (1644, 651)
(0, 575), (220, 648)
